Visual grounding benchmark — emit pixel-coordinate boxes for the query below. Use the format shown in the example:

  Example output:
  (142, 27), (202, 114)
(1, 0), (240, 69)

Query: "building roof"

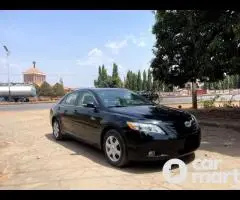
(23, 61), (46, 75)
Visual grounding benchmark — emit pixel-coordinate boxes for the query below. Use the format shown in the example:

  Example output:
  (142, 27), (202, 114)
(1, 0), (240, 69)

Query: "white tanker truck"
(0, 83), (37, 102)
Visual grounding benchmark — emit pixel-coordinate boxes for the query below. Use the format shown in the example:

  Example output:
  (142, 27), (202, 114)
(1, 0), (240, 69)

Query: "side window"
(77, 91), (97, 107)
(64, 92), (78, 105)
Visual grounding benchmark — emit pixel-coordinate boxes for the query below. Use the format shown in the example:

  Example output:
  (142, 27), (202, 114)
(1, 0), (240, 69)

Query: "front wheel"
(103, 129), (129, 167)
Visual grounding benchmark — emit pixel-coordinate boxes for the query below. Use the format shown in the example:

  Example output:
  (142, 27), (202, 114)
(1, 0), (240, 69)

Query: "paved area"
(0, 103), (54, 112)
(161, 94), (240, 105)
(1, 110), (240, 189)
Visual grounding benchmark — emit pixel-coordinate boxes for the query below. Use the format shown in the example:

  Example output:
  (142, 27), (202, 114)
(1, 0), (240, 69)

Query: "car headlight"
(191, 114), (198, 123)
(191, 114), (199, 126)
(127, 122), (165, 135)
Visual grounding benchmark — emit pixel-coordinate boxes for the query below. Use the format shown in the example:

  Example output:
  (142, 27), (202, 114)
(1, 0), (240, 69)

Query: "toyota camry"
(50, 88), (201, 167)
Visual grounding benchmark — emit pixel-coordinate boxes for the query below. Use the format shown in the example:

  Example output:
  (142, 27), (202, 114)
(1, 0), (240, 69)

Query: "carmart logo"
(162, 159), (188, 184)
(162, 158), (240, 185)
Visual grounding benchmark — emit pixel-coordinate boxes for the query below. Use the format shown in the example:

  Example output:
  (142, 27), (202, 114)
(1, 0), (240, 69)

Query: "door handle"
(74, 109), (78, 113)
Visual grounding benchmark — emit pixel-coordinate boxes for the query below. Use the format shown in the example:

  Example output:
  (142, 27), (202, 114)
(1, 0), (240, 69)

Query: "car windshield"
(95, 89), (153, 108)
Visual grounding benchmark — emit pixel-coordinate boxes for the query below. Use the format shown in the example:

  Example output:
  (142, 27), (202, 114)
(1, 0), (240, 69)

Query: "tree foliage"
(111, 63), (122, 88)
(94, 65), (110, 87)
(39, 81), (53, 96)
(147, 69), (152, 91)
(151, 10), (240, 108)
(94, 63), (123, 88)
(204, 74), (240, 90)
(142, 70), (147, 91)
(137, 70), (142, 91)
(52, 82), (65, 97)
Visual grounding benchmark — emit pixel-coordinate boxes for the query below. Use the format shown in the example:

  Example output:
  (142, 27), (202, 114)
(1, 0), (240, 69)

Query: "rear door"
(59, 92), (78, 135)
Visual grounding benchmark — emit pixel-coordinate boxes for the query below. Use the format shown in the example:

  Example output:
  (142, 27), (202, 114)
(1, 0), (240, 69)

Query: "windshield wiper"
(108, 105), (127, 108)
(131, 103), (155, 106)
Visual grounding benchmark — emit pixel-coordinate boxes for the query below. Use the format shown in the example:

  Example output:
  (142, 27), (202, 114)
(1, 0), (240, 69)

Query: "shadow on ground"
(45, 133), (195, 174)
(198, 126), (240, 158)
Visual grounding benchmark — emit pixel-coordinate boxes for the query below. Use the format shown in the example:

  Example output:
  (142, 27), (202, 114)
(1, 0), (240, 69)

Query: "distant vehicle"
(50, 88), (201, 167)
(0, 83), (37, 102)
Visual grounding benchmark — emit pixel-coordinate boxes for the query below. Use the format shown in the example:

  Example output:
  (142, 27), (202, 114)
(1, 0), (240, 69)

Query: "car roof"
(74, 88), (129, 92)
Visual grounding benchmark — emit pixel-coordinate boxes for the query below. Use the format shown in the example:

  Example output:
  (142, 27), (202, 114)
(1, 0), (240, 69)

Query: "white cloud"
(77, 48), (114, 67)
(138, 41), (146, 47)
(88, 48), (103, 57)
(105, 33), (148, 54)
(125, 34), (147, 48)
(105, 39), (128, 54)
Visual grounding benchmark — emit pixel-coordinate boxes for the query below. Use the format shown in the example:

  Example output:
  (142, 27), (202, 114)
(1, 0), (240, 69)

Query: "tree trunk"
(192, 81), (198, 109)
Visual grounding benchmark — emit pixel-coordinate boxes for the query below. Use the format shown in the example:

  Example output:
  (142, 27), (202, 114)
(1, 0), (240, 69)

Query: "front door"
(72, 91), (102, 145)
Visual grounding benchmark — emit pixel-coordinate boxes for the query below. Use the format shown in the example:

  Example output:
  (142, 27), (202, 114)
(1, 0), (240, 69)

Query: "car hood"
(108, 105), (192, 122)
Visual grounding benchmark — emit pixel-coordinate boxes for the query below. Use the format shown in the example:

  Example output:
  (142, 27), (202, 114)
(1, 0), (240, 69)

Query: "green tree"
(137, 70), (142, 91)
(222, 76), (228, 90)
(147, 69), (152, 91)
(39, 81), (53, 96)
(142, 70), (147, 91)
(129, 71), (134, 90)
(151, 10), (240, 109)
(52, 82), (65, 97)
(203, 82), (208, 90)
(111, 63), (122, 88)
(125, 70), (131, 89)
(236, 75), (240, 88)
(133, 73), (138, 91)
(94, 66), (102, 87)
(94, 65), (112, 87)
(232, 74), (239, 89)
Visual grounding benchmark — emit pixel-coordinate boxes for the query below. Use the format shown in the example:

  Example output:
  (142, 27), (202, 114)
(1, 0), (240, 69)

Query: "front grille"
(163, 118), (198, 137)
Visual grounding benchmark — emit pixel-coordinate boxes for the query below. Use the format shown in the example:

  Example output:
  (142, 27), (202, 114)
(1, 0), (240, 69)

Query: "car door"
(72, 90), (102, 145)
(59, 92), (78, 135)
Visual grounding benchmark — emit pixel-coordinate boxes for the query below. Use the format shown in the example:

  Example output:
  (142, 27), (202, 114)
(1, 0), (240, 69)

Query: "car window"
(64, 92), (78, 105)
(77, 91), (97, 107)
(95, 89), (152, 107)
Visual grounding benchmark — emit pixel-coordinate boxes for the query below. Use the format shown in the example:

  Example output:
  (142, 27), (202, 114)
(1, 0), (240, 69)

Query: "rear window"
(63, 92), (78, 105)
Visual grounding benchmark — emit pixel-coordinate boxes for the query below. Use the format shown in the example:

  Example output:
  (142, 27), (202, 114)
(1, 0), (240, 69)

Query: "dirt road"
(1, 110), (240, 189)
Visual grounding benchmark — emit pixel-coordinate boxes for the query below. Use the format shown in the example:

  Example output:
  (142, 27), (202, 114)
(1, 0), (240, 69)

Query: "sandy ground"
(1, 110), (240, 190)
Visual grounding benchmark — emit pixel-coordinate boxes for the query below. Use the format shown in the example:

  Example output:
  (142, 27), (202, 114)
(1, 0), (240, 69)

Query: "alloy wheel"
(105, 135), (121, 162)
(53, 121), (59, 138)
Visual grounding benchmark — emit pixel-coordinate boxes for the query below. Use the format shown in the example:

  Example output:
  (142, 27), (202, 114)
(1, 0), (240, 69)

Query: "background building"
(23, 61), (46, 86)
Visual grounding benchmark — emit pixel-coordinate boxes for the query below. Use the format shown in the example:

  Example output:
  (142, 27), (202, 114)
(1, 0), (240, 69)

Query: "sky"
(0, 10), (156, 88)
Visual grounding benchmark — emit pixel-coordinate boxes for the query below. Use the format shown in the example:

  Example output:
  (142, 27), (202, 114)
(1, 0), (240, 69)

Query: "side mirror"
(85, 103), (96, 108)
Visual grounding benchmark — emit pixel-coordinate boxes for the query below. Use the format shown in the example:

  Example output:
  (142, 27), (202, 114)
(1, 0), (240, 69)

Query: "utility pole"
(3, 45), (11, 101)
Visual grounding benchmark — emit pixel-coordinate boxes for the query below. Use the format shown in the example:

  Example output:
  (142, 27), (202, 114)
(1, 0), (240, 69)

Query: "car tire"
(103, 129), (129, 168)
(52, 119), (63, 140)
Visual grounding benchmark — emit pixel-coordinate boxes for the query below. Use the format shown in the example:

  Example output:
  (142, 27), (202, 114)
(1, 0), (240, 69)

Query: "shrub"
(201, 94), (220, 108)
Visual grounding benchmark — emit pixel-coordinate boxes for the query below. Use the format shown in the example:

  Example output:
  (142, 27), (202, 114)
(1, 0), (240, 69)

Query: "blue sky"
(0, 10), (155, 88)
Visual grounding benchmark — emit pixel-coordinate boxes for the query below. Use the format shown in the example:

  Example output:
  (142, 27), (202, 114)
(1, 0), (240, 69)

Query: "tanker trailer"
(0, 83), (37, 102)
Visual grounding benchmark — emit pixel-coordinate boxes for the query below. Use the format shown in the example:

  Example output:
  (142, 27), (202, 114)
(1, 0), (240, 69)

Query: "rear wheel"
(103, 129), (129, 167)
(52, 119), (63, 140)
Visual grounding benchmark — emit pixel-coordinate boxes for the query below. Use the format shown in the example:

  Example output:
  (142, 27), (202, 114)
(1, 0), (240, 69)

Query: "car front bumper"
(126, 130), (201, 161)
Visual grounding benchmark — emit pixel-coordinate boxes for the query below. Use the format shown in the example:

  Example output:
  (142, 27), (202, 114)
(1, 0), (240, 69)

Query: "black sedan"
(50, 88), (201, 167)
